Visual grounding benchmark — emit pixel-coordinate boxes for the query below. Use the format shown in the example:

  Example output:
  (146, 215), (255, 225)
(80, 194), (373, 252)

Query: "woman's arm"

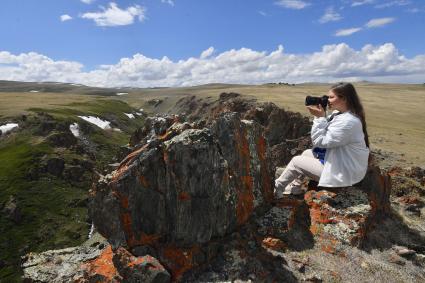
(311, 116), (355, 148)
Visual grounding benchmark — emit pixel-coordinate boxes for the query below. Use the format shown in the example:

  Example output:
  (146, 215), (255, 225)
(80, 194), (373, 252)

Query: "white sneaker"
(282, 179), (305, 195)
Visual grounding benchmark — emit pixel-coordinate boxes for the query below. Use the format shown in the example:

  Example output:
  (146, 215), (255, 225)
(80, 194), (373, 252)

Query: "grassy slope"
(0, 98), (144, 282)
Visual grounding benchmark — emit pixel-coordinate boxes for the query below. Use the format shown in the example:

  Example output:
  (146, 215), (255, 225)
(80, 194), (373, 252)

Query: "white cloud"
(275, 0), (310, 10)
(81, 2), (146, 27)
(258, 11), (268, 16)
(60, 14), (73, 22)
(0, 51), (84, 82)
(161, 0), (175, 6)
(81, 0), (95, 4)
(375, 0), (410, 8)
(335, 27), (362, 36)
(351, 0), (374, 7)
(1, 43), (424, 86)
(200, 47), (214, 59)
(365, 17), (395, 28)
(319, 7), (342, 23)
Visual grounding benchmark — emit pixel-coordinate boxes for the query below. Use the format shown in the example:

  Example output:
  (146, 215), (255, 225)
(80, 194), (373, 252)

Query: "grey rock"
(91, 112), (274, 250)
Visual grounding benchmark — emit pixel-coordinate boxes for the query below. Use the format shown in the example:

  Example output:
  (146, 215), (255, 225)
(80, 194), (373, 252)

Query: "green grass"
(0, 134), (88, 282)
(0, 99), (145, 282)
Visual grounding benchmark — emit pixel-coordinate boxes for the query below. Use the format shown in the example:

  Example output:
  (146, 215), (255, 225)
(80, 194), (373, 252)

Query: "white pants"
(274, 149), (324, 193)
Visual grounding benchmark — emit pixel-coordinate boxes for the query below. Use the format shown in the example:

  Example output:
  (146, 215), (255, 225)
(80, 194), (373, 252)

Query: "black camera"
(305, 95), (329, 110)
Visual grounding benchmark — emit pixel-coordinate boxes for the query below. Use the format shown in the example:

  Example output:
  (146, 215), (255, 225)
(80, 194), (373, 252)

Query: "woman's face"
(328, 90), (347, 112)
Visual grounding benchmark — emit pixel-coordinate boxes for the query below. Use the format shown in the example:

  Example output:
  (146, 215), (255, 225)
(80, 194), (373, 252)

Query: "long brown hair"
(330, 82), (369, 148)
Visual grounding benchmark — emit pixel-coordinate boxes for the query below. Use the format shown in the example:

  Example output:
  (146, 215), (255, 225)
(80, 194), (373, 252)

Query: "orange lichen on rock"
(82, 245), (119, 281)
(159, 130), (172, 141)
(113, 143), (149, 181)
(178, 191), (191, 201)
(398, 195), (421, 205)
(234, 127), (255, 225)
(309, 206), (335, 225)
(388, 166), (403, 176)
(139, 175), (149, 187)
(320, 238), (339, 254)
(304, 190), (336, 225)
(321, 243), (336, 254)
(236, 175), (254, 225)
(161, 245), (201, 280)
(262, 237), (287, 252)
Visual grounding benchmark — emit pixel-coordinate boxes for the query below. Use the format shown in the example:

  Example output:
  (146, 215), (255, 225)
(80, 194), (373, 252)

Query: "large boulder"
(89, 112), (275, 278)
(91, 112), (273, 248)
(301, 166), (391, 252)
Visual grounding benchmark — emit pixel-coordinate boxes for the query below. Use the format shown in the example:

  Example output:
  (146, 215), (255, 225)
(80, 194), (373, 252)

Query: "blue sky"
(0, 0), (424, 86)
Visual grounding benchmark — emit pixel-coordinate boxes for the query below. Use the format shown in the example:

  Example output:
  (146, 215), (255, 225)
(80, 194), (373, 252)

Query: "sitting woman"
(274, 82), (370, 198)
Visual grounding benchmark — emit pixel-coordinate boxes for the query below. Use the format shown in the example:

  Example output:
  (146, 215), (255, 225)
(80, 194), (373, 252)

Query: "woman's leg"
(274, 149), (324, 197)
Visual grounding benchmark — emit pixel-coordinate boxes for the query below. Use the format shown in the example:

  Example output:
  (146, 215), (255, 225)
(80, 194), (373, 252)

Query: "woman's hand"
(306, 105), (325, 118)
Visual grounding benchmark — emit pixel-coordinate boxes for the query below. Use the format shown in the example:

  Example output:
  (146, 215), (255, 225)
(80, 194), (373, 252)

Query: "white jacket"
(311, 111), (369, 187)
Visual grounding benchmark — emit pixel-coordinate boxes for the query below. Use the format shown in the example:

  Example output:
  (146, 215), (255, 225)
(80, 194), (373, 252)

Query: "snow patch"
(88, 222), (95, 239)
(29, 90), (39, 93)
(69, 123), (80, 137)
(0, 123), (19, 134)
(124, 113), (135, 119)
(78, 116), (111, 130)
(116, 92), (128, 96)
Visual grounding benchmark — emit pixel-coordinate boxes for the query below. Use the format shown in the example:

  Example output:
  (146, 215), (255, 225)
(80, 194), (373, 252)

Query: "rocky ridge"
(22, 93), (425, 282)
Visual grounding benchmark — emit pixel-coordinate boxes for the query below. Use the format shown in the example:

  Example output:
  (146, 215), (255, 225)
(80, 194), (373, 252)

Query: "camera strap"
(327, 111), (342, 122)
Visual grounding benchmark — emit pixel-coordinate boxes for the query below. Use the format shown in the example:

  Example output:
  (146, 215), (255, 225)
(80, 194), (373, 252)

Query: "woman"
(274, 82), (370, 198)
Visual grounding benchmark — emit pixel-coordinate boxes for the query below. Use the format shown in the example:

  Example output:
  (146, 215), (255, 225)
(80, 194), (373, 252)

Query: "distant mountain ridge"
(0, 80), (128, 96)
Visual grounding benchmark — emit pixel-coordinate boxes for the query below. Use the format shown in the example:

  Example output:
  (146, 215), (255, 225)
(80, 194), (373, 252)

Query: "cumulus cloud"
(1, 43), (424, 86)
(335, 27), (362, 36)
(319, 7), (342, 23)
(60, 14), (73, 22)
(0, 51), (84, 82)
(365, 17), (395, 28)
(161, 0), (175, 6)
(81, 2), (146, 27)
(275, 0), (310, 10)
(81, 0), (95, 4)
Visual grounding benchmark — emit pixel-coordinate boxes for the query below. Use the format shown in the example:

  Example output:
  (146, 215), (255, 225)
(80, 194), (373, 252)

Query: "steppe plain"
(1, 82), (424, 166)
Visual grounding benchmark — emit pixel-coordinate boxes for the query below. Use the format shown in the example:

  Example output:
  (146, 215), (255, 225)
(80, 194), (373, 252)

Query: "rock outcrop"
(21, 234), (170, 283)
(90, 111), (275, 279)
(22, 93), (404, 282)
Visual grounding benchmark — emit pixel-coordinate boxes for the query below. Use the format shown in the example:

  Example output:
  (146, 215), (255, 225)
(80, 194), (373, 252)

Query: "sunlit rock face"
(90, 112), (274, 249)
(303, 166), (391, 253)
(21, 236), (170, 283)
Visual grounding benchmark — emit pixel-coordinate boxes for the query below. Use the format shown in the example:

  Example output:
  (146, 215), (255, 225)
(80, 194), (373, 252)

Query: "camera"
(305, 95), (329, 110)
